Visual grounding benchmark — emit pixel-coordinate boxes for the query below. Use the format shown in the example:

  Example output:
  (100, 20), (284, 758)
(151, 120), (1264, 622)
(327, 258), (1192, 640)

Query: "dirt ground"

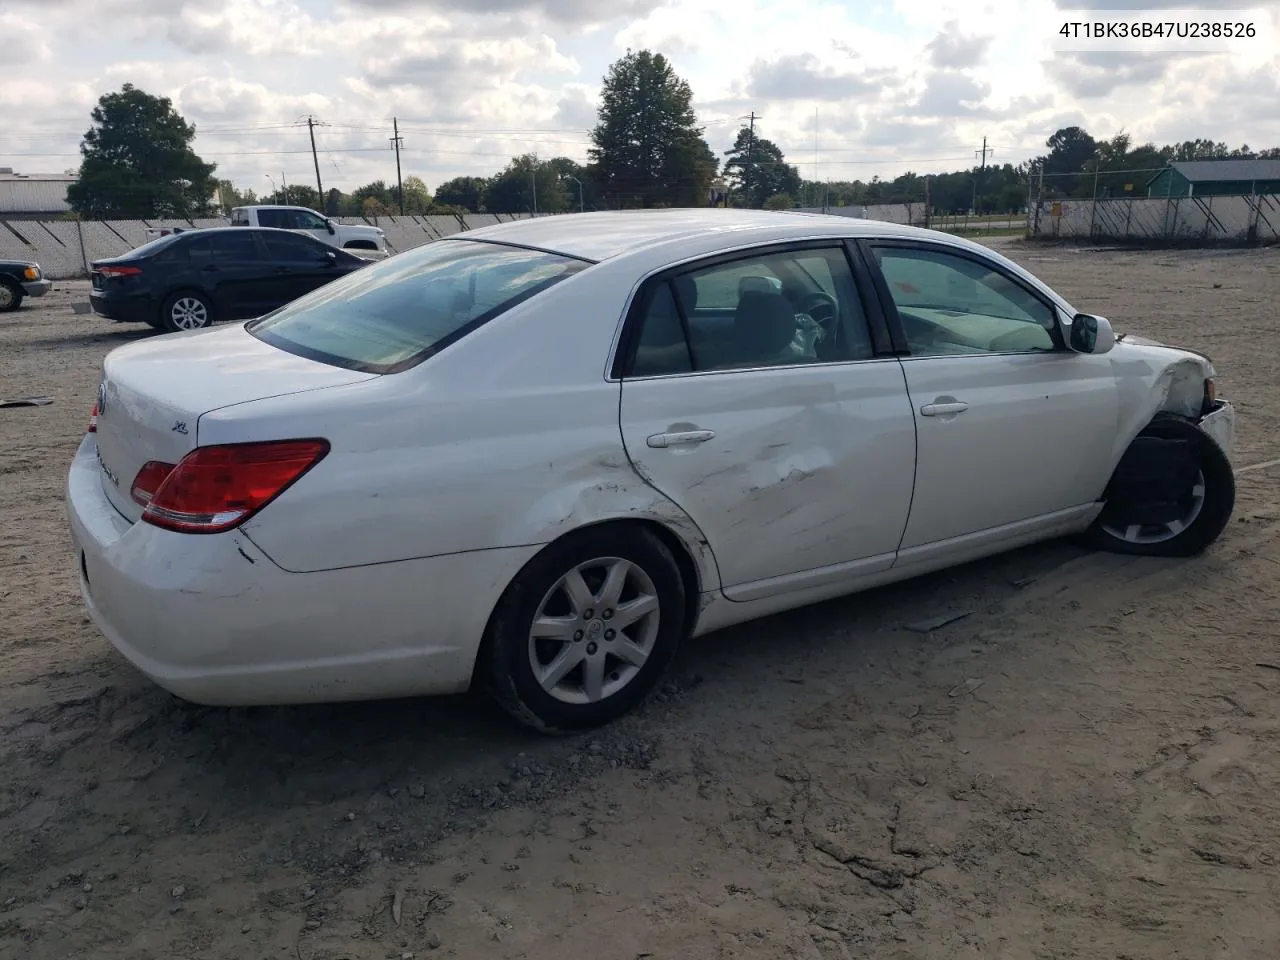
(2, 240), (1279, 960)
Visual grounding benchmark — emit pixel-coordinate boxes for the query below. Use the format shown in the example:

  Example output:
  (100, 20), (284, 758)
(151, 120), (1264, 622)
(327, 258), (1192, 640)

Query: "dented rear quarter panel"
(199, 259), (723, 590)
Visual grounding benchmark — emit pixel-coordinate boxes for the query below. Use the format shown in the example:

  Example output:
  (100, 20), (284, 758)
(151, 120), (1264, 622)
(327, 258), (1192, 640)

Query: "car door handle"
(647, 430), (715, 448)
(920, 401), (969, 417)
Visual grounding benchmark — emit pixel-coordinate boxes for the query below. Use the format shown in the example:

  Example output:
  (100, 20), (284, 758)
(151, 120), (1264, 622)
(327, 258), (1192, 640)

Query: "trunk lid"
(94, 322), (377, 522)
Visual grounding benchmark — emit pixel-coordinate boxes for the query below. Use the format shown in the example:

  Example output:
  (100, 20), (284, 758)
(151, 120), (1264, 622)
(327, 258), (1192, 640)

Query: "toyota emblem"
(97, 380), (108, 416)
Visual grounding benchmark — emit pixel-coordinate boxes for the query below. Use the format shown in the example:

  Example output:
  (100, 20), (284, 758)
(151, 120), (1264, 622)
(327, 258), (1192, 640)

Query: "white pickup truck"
(230, 205), (388, 256)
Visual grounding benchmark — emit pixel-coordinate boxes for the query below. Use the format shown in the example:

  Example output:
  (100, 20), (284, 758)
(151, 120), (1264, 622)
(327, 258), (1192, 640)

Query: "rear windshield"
(247, 239), (588, 373)
(122, 233), (184, 259)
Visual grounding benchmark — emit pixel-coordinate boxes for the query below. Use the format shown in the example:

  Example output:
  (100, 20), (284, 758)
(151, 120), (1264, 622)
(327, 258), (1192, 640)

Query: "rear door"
(616, 240), (917, 602)
(187, 231), (270, 319)
(860, 239), (1120, 557)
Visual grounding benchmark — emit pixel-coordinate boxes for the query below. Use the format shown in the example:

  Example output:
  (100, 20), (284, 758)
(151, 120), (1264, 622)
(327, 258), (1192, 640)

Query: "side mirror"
(1068, 313), (1115, 355)
(325, 219), (336, 234)
(324, 249), (337, 265)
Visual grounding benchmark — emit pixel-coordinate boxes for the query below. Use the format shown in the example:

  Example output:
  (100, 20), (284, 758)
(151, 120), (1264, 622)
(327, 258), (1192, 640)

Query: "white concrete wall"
(0, 212), (546, 279)
(1028, 194), (1280, 243)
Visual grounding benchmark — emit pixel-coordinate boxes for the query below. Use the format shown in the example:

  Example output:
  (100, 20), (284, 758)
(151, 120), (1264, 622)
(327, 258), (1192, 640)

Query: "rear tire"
(161, 291), (213, 332)
(482, 525), (687, 734)
(1082, 412), (1235, 557)
(0, 280), (23, 313)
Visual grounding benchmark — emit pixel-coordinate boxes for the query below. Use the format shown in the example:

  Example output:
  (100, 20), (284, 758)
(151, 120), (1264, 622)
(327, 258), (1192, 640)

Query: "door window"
(262, 231), (328, 261)
(290, 210), (329, 230)
(870, 246), (1059, 356)
(256, 209), (287, 228)
(624, 246), (875, 376)
(207, 232), (261, 261)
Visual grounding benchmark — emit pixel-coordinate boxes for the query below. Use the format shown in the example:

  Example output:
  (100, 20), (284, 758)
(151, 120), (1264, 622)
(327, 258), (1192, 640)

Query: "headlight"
(23, 265), (39, 281)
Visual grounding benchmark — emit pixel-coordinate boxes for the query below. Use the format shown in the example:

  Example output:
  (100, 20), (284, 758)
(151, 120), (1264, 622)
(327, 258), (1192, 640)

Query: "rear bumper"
(1197, 399), (1235, 461)
(22, 278), (52, 297)
(66, 434), (536, 706)
(89, 291), (155, 323)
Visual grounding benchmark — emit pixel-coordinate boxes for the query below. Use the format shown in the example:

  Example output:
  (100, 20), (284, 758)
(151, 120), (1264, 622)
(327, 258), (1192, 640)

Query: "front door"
(617, 242), (918, 602)
(862, 240), (1121, 553)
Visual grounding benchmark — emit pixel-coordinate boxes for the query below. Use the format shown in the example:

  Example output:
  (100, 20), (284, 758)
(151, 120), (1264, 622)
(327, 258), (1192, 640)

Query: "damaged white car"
(66, 209), (1236, 733)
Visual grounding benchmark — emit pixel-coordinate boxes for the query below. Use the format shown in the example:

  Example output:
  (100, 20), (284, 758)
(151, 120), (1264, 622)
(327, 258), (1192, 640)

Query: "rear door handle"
(920, 401), (969, 417)
(647, 430), (715, 448)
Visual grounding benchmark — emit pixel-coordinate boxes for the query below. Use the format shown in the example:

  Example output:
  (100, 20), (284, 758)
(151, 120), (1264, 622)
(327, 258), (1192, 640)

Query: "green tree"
(346, 180), (395, 215)
(482, 154), (569, 213)
(587, 49), (717, 208)
(1040, 125), (1098, 196)
(262, 184), (321, 209)
(215, 179), (256, 212)
(723, 126), (801, 209)
(68, 83), (218, 219)
(763, 192), (795, 210)
(400, 175), (433, 215)
(433, 176), (487, 212)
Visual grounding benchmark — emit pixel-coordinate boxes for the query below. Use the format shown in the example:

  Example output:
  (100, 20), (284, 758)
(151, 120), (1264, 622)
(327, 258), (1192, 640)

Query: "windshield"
(247, 239), (590, 373)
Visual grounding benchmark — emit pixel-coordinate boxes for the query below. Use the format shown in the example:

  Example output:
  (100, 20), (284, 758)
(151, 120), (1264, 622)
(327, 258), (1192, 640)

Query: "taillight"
(139, 439), (329, 534)
(131, 460), (176, 505)
(88, 402), (98, 432)
(98, 265), (141, 278)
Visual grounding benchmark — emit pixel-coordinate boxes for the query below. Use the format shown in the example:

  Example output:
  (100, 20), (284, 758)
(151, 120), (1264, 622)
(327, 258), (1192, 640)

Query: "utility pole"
(531, 153), (538, 215)
(743, 111), (758, 208)
(390, 117), (405, 215)
(974, 136), (992, 215)
(307, 116), (324, 205)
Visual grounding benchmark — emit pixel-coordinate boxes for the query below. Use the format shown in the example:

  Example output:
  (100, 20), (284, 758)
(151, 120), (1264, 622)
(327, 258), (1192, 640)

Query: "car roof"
(458, 209), (958, 263)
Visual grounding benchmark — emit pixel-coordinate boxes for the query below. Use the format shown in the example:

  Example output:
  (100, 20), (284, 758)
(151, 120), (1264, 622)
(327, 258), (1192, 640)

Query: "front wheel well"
(471, 517), (704, 685)
(342, 240), (378, 250)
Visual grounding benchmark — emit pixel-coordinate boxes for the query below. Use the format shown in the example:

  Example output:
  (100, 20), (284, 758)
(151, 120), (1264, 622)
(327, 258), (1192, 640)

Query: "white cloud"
(0, 0), (1277, 194)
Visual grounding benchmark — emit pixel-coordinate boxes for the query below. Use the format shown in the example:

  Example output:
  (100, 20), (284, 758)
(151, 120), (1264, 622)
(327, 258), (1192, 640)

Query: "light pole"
(563, 174), (584, 212)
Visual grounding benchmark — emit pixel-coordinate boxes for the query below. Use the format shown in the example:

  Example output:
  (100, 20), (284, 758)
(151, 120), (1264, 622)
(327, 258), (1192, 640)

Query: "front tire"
(0, 280), (23, 313)
(1083, 412), (1235, 557)
(161, 291), (213, 332)
(483, 525), (687, 734)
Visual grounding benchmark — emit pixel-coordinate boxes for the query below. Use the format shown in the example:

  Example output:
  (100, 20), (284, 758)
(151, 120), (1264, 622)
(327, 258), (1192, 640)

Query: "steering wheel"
(796, 292), (839, 338)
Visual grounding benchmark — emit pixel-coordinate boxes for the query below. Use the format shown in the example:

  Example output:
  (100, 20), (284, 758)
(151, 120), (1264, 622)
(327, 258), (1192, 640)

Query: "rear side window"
(231, 208), (250, 226)
(256, 209), (287, 228)
(189, 233), (260, 262)
(248, 239), (589, 373)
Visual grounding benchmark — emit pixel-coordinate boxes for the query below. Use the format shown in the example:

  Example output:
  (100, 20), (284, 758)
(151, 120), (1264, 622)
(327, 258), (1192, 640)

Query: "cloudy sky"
(2, 0), (1277, 197)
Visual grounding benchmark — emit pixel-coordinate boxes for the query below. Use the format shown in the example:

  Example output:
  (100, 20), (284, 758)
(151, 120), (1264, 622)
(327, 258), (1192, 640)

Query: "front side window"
(625, 245), (875, 376)
(870, 246), (1059, 356)
(262, 231), (327, 261)
(248, 239), (588, 373)
(291, 210), (328, 230)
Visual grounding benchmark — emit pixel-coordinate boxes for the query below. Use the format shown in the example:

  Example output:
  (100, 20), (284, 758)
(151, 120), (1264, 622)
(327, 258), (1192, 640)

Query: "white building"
(0, 169), (77, 218)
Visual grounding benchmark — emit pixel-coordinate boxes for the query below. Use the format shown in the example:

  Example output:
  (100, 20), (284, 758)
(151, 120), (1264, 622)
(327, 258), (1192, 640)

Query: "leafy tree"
(346, 180), (395, 215)
(400, 175), (433, 215)
(481, 154), (569, 213)
(433, 176), (487, 212)
(68, 83), (218, 219)
(1041, 125), (1098, 196)
(723, 126), (801, 209)
(216, 179), (256, 212)
(587, 49), (717, 208)
(324, 188), (344, 216)
(763, 192), (795, 210)
(262, 184), (321, 209)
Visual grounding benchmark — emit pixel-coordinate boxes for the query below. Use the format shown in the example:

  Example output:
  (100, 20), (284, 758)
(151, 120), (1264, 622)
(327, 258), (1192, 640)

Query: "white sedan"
(67, 210), (1237, 733)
